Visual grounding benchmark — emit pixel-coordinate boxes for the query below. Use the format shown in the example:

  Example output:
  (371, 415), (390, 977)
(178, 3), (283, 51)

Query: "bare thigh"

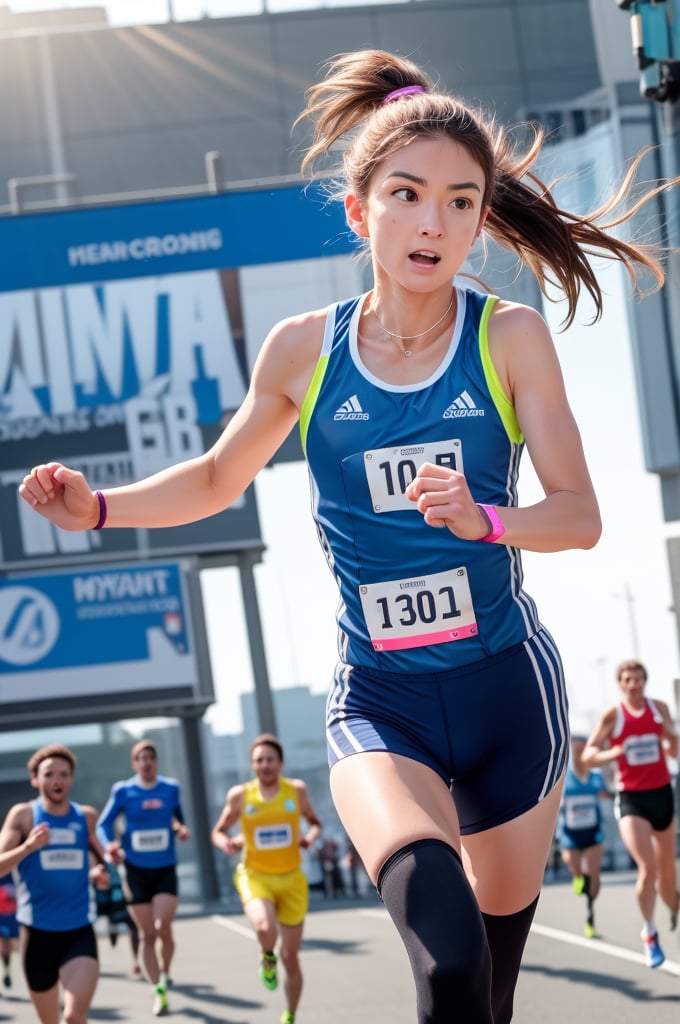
(151, 893), (178, 930)
(60, 955), (99, 1023)
(462, 772), (565, 915)
(330, 751), (460, 883)
(617, 815), (655, 869)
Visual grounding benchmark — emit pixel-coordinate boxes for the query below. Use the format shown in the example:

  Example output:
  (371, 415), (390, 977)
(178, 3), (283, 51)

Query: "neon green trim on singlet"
(478, 295), (523, 444)
(299, 354), (330, 457)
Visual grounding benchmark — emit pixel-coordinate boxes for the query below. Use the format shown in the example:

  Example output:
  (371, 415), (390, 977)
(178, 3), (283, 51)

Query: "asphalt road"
(0, 871), (678, 1023)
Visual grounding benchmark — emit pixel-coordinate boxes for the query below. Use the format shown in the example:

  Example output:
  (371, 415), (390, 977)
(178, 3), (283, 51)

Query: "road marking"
(361, 910), (680, 978)
(211, 915), (256, 940)
(531, 923), (680, 977)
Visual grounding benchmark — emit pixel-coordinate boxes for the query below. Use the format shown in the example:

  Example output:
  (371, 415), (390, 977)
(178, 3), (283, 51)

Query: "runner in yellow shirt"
(211, 734), (321, 1024)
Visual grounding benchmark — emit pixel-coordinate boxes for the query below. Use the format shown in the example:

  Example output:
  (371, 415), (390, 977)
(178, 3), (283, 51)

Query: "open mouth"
(409, 251), (441, 266)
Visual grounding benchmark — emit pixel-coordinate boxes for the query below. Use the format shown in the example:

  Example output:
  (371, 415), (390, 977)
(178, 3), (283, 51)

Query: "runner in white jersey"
(18, 48), (679, 1024)
(0, 744), (108, 1024)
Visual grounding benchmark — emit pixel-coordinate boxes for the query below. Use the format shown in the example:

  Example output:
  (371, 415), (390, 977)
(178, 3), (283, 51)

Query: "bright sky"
(5, 0), (401, 25)
(5, 0), (679, 745)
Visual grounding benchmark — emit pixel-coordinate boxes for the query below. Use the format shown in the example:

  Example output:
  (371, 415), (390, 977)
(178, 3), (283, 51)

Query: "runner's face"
(353, 136), (488, 292)
(251, 744), (282, 785)
(33, 757), (73, 804)
(133, 748), (158, 782)
(618, 668), (646, 704)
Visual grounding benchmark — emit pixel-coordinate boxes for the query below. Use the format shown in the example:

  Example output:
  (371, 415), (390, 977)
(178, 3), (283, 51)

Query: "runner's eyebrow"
(385, 171), (481, 192)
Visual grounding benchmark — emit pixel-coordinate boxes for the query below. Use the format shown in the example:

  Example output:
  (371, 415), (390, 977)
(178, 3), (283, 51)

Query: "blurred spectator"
(317, 836), (345, 899)
(96, 862), (141, 978)
(342, 837), (365, 897)
(0, 873), (18, 989)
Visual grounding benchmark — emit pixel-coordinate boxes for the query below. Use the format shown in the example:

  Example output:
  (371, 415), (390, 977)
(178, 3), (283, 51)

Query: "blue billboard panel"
(0, 186), (355, 571)
(0, 561), (211, 726)
(0, 184), (353, 292)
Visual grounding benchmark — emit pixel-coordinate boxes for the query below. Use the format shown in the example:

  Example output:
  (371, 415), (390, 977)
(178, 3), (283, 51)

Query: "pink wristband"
(92, 490), (107, 530)
(477, 503), (506, 543)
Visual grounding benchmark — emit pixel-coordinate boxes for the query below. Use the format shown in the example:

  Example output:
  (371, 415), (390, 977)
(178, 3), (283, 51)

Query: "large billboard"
(0, 558), (214, 728)
(0, 185), (355, 572)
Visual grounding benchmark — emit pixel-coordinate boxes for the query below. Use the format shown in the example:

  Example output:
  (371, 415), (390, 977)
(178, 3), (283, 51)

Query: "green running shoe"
(281, 1013), (295, 1024)
(152, 984), (169, 1016)
(572, 875), (585, 896)
(259, 952), (278, 991)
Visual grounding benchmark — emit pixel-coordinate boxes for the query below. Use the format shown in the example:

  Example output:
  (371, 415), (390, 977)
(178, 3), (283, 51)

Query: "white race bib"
(48, 828), (76, 845)
(564, 797), (598, 831)
(130, 828), (170, 852)
(364, 440), (463, 513)
(254, 824), (292, 851)
(39, 849), (84, 871)
(623, 734), (660, 766)
(360, 566), (476, 651)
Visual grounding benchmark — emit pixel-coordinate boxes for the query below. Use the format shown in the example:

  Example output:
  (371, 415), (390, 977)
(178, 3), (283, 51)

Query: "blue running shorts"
(327, 629), (568, 835)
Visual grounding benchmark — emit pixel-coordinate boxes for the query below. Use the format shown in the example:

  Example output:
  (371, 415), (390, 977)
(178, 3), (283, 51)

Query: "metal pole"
(623, 581), (640, 658)
(205, 151), (224, 193)
(239, 550), (278, 736)
(180, 714), (220, 902)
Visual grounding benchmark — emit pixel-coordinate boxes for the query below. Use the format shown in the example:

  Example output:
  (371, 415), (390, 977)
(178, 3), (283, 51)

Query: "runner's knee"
(377, 839), (492, 1024)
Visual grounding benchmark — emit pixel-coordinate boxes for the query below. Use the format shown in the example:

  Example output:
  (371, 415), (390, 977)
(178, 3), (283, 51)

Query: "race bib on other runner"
(623, 734), (660, 766)
(360, 566), (476, 651)
(131, 828), (170, 852)
(40, 849), (84, 870)
(564, 796), (598, 831)
(254, 824), (292, 850)
(48, 828), (77, 845)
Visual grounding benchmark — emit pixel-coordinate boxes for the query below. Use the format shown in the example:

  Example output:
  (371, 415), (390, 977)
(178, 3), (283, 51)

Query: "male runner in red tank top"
(583, 659), (679, 968)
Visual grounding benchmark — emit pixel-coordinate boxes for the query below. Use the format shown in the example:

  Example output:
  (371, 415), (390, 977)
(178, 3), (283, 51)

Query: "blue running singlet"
(300, 287), (569, 827)
(15, 800), (96, 931)
(301, 286), (541, 674)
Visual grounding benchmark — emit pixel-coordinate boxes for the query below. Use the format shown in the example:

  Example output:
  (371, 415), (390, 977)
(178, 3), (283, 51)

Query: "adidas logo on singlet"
(334, 394), (369, 421)
(443, 390), (485, 418)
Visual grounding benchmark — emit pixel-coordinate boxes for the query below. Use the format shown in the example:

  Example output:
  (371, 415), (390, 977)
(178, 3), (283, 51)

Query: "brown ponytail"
(296, 49), (675, 327)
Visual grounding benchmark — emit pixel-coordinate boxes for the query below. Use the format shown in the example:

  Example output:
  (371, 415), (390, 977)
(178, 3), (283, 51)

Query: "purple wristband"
(477, 503), (506, 543)
(93, 490), (107, 530)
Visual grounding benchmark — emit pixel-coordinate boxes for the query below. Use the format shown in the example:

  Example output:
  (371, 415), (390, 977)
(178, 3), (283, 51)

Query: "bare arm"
(0, 805), (50, 875)
(656, 699), (679, 759)
(83, 806), (111, 888)
(581, 707), (622, 767)
(19, 312), (325, 532)
(406, 303), (601, 551)
(292, 780), (322, 850)
(210, 785), (245, 856)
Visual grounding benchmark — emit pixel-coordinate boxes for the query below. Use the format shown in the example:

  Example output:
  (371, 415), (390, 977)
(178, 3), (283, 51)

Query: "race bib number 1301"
(360, 566), (477, 651)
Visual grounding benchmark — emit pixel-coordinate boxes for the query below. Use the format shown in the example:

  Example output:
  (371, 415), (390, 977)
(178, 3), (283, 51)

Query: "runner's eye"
(393, 187), (418, 202)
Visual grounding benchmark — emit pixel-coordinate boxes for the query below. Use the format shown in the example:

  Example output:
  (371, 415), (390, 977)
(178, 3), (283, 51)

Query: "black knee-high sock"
(377, 839), (493, 1024)
(481, 895), (539, 1024)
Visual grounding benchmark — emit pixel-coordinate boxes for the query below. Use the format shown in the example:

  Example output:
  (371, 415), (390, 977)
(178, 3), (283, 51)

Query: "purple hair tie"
(383, 85), (426, 104)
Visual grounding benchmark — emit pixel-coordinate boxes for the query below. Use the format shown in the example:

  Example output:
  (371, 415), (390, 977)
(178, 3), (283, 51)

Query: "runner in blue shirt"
(0, 744), (108, 1024)
(97, 740), (189, 1017)
(557, 735), (611, 937)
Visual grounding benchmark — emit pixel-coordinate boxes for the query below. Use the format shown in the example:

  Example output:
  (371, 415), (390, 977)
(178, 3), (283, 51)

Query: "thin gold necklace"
(373, 293), (455, 356)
